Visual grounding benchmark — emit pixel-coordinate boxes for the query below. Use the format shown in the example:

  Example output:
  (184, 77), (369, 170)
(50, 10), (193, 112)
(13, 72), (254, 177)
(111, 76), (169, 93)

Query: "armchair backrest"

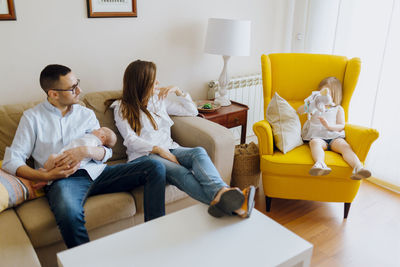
(261, 53), (361, 125)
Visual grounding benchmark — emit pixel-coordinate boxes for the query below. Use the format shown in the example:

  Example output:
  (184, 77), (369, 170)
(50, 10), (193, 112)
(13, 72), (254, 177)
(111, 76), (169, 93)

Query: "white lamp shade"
(204, 18), (251, 56)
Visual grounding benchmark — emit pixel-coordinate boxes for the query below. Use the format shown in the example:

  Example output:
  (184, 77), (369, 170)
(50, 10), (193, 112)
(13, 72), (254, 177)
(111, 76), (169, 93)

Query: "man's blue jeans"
(148, 147), (227, 205)
(45, 156), (166, 248)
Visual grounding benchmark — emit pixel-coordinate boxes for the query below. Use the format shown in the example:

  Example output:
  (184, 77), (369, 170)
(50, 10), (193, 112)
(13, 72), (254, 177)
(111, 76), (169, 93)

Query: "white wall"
(289, 0), (400, 188)
(0, 0), (285, 105)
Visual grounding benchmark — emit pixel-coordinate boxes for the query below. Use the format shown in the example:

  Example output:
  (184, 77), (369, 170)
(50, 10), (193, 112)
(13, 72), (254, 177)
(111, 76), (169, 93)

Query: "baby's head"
(92, 127), (117, 148)
(318, 77), (342, 106)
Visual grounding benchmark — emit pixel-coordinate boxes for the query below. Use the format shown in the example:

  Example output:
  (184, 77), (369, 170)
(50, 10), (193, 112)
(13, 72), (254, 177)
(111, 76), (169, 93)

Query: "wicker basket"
(230, 142), (261, 190)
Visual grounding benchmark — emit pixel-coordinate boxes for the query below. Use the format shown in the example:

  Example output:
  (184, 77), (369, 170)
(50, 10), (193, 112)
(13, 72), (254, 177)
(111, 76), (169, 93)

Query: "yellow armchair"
(253, 53), (379, 218)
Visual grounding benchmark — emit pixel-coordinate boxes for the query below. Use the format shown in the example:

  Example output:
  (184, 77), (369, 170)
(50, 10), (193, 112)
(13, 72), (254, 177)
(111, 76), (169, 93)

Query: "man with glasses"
(2, 64), (166, 248)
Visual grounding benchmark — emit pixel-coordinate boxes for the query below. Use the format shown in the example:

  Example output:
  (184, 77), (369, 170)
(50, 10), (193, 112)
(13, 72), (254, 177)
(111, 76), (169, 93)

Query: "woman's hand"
(157, 86), (183, 100)
(152, 146), (180, 165)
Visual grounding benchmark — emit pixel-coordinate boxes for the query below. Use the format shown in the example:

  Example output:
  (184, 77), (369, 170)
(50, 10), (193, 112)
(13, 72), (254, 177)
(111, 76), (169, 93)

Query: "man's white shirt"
(2, 99), (112, 180)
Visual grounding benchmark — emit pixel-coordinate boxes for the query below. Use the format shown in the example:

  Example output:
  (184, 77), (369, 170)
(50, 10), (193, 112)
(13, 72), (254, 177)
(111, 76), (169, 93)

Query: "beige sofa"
(0, 91), (235, 267)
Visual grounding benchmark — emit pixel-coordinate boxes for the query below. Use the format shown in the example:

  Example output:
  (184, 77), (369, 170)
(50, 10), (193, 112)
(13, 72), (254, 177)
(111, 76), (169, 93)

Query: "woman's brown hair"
(318, 76), (342, 105)
(105, 60), (158, 135)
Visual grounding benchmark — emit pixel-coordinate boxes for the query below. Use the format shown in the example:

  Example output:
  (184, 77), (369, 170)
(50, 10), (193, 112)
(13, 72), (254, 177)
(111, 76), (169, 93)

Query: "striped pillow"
(0, 162), (45, 213)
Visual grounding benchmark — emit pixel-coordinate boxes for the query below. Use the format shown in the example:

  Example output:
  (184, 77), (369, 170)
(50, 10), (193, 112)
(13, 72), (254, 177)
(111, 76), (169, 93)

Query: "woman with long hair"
(106, 60), (255, 218)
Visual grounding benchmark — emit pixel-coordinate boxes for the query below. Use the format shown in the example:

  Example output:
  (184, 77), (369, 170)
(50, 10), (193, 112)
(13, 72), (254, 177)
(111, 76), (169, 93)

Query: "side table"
(198, 101), (249, 144)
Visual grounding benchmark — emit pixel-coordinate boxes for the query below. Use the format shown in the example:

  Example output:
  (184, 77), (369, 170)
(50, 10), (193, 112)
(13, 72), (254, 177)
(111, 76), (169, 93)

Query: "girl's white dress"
(302, 105), (345, 141)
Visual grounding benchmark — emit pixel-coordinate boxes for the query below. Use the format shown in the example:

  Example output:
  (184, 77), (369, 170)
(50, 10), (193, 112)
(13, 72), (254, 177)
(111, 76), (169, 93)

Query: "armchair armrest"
(345, 124), (379, 162)
(253, 120), (274, 156)
(170, 116), (235, 184)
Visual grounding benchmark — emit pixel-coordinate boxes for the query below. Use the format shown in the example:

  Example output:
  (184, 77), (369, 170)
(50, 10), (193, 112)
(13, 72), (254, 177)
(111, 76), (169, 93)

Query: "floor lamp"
(204, 18), (251, 106)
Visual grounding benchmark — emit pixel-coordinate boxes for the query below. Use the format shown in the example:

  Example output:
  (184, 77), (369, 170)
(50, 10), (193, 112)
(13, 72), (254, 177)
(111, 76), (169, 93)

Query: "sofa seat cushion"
(108, 161), (191, 209)
(261, 144), (352, 179)
(131, 184), (190, 215)
(164, 184), (190, 204)
(16, 192), (136, 248)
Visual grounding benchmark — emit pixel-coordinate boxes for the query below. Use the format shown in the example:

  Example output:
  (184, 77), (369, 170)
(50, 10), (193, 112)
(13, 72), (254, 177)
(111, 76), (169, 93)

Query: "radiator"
(208, 74), (263, 140)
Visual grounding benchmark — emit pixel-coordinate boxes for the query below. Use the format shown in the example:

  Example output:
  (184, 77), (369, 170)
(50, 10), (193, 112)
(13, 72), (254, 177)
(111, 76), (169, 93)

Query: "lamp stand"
(214, 55), (231, 106)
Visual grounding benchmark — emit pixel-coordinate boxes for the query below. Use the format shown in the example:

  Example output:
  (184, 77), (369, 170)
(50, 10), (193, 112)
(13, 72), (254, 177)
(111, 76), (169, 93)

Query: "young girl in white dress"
(297, 77), (371, 180)
(106, 60), (255, 218)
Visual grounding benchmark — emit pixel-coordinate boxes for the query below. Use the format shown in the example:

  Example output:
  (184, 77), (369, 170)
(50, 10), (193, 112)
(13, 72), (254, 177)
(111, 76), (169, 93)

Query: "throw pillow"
(0, 164), (45, 213)
(266, 93), (303, 154)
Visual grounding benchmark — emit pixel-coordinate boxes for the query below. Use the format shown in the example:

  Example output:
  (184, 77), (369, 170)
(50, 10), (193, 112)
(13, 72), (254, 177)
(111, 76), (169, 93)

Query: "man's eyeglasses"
(51, 79), (80, 94)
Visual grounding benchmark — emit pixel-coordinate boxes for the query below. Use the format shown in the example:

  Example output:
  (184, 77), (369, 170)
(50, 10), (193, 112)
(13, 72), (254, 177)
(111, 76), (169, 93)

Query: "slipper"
(237, 186), (256, 218)
(208, 188), (244, 218)
(350, 167), (371, 180)
(309, 162), (331, 176)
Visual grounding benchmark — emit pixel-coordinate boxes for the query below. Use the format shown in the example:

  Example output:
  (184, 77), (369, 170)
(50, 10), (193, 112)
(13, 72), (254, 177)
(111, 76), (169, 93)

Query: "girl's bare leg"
(330, 138), (362, 169)
(309, 138), (327, 163)
(330, 138), (371, 179)
(309, 139), (331, 176)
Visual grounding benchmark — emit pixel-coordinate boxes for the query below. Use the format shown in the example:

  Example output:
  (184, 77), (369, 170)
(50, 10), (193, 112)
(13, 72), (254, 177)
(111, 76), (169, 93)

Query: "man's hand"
(39, 163), (80, 180)
(31, 181), (48, 190)
(55, 147), (88, 168)
(157, 86), (183, 100)
(152, 146), (180, 165)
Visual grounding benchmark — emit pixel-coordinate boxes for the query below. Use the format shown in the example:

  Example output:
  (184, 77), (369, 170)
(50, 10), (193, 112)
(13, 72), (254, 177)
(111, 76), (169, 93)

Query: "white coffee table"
(57, 204), (313, 267)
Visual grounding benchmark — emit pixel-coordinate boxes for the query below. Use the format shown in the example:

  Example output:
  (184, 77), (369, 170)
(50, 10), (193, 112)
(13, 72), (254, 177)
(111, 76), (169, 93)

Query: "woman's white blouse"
(111, 93), (198, 162)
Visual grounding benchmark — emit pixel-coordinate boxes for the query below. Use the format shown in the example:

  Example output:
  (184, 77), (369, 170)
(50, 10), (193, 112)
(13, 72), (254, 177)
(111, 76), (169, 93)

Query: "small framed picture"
(87, 0), (137, 18)
(0, 0), (16, 20)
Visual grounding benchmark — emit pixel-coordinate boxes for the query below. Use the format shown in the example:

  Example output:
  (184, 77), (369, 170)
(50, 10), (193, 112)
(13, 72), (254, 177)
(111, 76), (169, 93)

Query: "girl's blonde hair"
(318, 77), (342, 105)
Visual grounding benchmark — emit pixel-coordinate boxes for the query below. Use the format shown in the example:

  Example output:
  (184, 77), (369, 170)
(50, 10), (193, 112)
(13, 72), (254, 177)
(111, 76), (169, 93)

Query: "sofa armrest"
(170, 116), (235, 184)
(345, 124), (379, 162)
(0, 209), (41, 267)
(253, 120), (274, 156)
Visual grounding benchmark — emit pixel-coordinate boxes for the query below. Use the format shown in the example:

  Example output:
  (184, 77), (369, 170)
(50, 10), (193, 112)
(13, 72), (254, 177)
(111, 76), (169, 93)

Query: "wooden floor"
(254, 180), (400, 267)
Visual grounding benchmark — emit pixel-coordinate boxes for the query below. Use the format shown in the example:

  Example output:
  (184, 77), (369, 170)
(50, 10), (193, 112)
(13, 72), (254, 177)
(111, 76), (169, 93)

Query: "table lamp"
(204, 18), (251, 106)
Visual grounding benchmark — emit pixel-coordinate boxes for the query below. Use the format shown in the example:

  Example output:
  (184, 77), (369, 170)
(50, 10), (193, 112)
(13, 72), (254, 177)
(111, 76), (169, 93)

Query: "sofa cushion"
(0, 168), (44, 213)
(0, 101), (41, 160)
(266, 93), (303, 154)
(83, 91), (126, 162)
(16, 192), (136, 248)
(261, 144), (352, 178)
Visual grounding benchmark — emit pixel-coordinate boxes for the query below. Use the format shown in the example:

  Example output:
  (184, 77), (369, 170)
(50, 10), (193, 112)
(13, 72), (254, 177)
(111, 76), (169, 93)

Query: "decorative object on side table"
(87, 0), (137, 18)
(0, 0), (16, 20)
(197, 101), (249, 144)
(204, 18), (251, 106)
(196, 100), (221, 113)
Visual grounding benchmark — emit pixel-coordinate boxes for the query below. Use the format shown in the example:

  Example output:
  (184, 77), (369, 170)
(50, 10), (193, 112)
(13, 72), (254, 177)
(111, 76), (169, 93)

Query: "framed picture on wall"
(0, 0), (16, 20)
(87, 0), (137, 18)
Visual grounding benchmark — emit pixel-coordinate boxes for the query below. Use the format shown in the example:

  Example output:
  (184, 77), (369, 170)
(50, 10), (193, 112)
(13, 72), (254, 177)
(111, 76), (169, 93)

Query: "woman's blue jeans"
(148, 147), (227, 205)
(45, 156), (166, 248)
